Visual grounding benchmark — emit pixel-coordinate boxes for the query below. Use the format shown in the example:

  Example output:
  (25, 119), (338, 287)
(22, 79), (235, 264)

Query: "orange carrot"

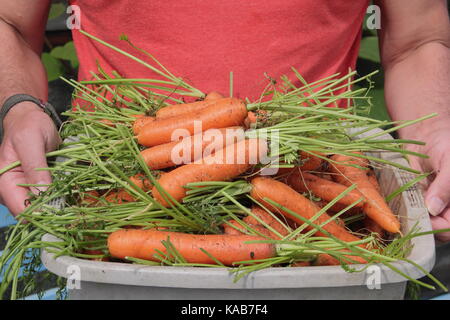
(140, 126), (244, 170)
(247, 225), (273, 237)
(104, 189), (136, 204)
(222, 219), (247, 235)
(314, 254), (341, 266)
(243, 206), (290, 240)
(367, 169), (381, 192)
(299, 151), (325, 171)
(246, 111), (258, 124)
(129, 173), (152, 192)
(222, 219), (272, 237)
(330, 153), (370, 185)
(204, 91), (224, 101)
(99, 119), (115, 127)
(79, 190), (100, 206)
(272, 166), (296, 180)
(156, 97), (226, 119)
(318, 172), (333, 181)
(138, 98), (248, 147)
(104, 173), (153, 204)
(152, 138), (268, 207)
(287, 170), (365, 208)
(314, 252), (367, 266)
(244, 110), (268, 128)
(249, 177), (362, 243)
(271, 151), (324, 179)
(314, 199), (362, 216)
(222, 207), (290, 240)
(107, 229), (275, 266)
(132, 116), (155, 135)
(306, 202), (347, 228)
(329, 153), (400, 233)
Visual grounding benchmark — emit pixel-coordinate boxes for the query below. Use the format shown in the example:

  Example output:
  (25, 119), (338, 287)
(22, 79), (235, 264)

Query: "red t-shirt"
(70, 0), (368, 101)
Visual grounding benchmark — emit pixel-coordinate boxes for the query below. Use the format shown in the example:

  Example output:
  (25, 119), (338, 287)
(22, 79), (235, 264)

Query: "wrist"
(398, 116), (450, 141)
(3, 101), (46, 128)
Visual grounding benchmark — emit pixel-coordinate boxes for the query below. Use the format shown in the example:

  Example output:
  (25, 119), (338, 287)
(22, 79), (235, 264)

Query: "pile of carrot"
(3, 32), (443, 301)
(283, 152), (396, 237)
(104, 95), (400, 267)
(127, 92), (270, 208)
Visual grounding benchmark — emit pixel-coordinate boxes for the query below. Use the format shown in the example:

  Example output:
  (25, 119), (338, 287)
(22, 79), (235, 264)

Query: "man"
(0, 1), (449, 242)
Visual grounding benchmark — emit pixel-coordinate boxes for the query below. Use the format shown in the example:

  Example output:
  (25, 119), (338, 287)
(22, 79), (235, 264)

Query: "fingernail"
(426, 196), (446, 216)
(32, 182), (49, 195)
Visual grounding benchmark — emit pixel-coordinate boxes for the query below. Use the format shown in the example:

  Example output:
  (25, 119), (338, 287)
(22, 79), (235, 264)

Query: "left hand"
(404, 122), (450, 242)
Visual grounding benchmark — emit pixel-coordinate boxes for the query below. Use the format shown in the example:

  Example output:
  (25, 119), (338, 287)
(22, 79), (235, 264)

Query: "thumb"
(425, 164), (450, 217)
(14, 134), (52, 195)
(430, 209), (450, 242)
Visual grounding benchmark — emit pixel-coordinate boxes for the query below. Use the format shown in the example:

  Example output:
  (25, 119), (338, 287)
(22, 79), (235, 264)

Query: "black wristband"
(0, 94), (63, 144)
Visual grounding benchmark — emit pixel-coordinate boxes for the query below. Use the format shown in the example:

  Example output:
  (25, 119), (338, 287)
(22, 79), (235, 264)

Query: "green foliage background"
(42, 3), (78, 82)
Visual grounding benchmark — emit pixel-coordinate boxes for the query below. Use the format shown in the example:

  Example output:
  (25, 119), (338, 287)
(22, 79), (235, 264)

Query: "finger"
(407, 154), (424, 174)
(425, 164), (450, 216)
(13, 132), (52, 195)
(405, 155), (431, 191)
(430, 209), (450, 243)
(0, 170), (31, 216)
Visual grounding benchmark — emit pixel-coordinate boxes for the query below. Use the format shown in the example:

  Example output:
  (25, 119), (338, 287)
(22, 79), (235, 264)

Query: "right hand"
(403, 121), (450, 242)
(0, 102), (61, 216)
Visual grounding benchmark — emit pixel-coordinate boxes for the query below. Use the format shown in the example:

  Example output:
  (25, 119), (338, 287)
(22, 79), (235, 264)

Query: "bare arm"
(376, 0), (450, 241)
(0, 0), (50, 102)
(0, 0), (60, 216)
